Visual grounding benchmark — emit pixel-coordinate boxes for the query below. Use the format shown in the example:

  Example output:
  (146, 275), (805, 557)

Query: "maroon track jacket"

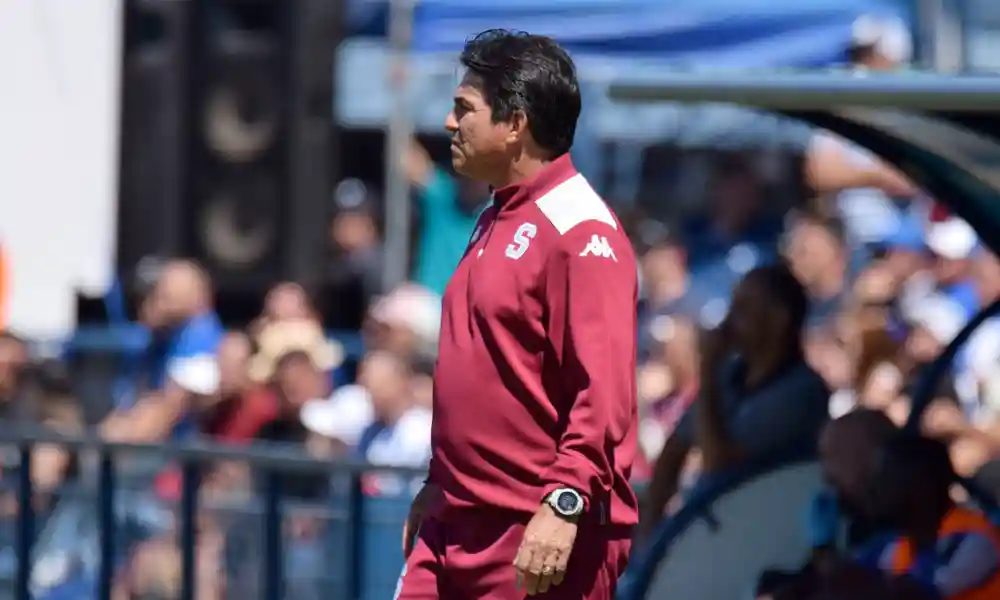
(429, 154), (639, 526)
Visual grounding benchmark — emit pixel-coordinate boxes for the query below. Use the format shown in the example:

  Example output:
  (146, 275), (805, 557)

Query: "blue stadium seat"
(618, 445), (820, 600)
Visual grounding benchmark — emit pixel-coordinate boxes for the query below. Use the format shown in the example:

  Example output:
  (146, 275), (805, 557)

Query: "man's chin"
(451, 157), (470, 176)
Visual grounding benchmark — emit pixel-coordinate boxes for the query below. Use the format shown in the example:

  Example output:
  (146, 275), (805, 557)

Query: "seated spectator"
(201, 330), (279, 443)
(639, 264), (830, 537)
(683, 156), (783, 325)
(25, 360), (84, 500)
(250, 321), (341, 501)
(762, 415), (1000, 600)
(355, 350), (431, 468)
(859, 435), (1000, 600)
(925, 213), (980, 320)
(363, 283), (441, 364)
(249, 281), (321, 339)
(785, 209), (852, 331)
(101, 260), (224, 443)
(635, 315), (699, 481)
(0, 330), (29, 418)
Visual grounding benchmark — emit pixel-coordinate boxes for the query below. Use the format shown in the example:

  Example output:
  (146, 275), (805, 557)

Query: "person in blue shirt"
(403, 138), (486, 297)
(101, 260), (223, 442)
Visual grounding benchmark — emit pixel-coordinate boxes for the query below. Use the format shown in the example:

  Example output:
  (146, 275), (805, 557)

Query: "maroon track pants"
(395, 510), (631, 600)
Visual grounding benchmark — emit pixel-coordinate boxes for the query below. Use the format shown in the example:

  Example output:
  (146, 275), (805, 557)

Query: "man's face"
(217, 333), (251, 397)
(786, 222), (840, 286)
(445, 72), (514, 181)
(274, 354), (324, 409)
(931, 254), (968, 286)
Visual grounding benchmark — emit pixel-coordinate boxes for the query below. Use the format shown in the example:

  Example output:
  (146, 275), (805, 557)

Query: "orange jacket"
(889, 506), (1000, 600)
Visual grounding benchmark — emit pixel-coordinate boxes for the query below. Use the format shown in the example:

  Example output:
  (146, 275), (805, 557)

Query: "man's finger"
(551, 547), (571, 586)
(513, 545), (531, 590)
(525, 545), (548, 596)
(536, 550), (561, 594)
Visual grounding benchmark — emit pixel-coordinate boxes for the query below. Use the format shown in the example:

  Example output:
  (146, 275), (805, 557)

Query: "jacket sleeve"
(539, 224), (637, 508)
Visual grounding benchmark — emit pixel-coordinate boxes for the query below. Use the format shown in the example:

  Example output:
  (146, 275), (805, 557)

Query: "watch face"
(556, 491), (580, 514)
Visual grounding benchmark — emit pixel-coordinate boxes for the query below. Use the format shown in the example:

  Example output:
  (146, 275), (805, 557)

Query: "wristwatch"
(545, 488), (585, 518)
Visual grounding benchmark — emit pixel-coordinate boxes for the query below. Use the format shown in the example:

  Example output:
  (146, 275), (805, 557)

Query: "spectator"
(754, 409), (900, 600)
(355, 350), (431, 470)
(0, 331), (28, 417)
(785, 210), (852, 329)
(363, 283), (441, 364)
(201, 331), (278, 443)
(848, 15), (913, 72)
(326, 178), (385, 323)
(925, 215), (979, 319)
(25, 360), (84, 499)
(252, 332), (335, 500)
(250, 281), (321, 338)
(636, 315), (699, 480)
(640, 264), (830, 537)
(859, 435), (1000, 600)
(101, 260), (224, 443)
(402, 138), (486, 297)
(684, 156), (782, 323)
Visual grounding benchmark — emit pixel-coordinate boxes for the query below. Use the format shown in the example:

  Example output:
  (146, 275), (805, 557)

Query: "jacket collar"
(492, 153), (577, 212)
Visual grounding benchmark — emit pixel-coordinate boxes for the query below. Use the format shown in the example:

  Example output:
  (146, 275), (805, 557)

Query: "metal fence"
(0, 426), (424, 600)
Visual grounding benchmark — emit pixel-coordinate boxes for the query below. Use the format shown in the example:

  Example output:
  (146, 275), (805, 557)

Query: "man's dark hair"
(869, 433), (955, 521)
(460, 29), (581, 157)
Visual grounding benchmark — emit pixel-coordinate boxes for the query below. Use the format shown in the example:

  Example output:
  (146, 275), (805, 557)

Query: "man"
(101, 260), (223, 442)
(785, 210), (851, 330)
(397, 29), (638, 600)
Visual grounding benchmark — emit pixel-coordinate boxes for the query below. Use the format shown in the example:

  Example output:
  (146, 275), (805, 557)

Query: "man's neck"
(491, 154), (551, 190)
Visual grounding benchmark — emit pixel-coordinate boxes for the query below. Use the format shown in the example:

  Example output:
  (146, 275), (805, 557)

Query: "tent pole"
(382, 0), (416, 293)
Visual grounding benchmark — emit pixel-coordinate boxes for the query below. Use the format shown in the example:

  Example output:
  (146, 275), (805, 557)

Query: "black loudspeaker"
(187, 0), (341, 295)
(117, 0), (342, 302)
(116, 0), (193, 278)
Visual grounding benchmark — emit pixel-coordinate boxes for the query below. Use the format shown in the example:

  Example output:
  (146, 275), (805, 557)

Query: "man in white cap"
(849, 14), (914, 72)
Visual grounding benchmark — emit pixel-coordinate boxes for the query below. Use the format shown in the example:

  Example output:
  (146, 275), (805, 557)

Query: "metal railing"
(0, 425), (425, 600)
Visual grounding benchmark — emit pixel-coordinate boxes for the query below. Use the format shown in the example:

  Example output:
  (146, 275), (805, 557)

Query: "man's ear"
(506, 110), (528, 143)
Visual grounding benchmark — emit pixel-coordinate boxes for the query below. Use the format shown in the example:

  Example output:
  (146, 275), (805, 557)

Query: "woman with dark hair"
(639, 263), (830, 537)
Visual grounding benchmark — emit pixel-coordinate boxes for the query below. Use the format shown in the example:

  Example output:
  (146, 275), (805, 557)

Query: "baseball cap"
(926, 218), (978, 260)
(851, 15), (913, 65)
(369, 284), (442, 356)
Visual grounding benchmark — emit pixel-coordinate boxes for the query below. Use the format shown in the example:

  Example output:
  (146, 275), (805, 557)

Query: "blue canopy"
(409, 0), (912, 68)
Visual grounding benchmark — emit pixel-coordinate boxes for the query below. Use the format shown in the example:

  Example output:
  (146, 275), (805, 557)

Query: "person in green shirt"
(404, 139), (487, 297)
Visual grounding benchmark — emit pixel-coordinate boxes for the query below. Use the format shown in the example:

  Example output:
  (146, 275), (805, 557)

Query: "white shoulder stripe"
(535, 174), (617, 235)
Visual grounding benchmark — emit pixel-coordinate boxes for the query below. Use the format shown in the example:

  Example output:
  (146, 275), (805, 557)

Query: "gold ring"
(542, 567), (553, 574)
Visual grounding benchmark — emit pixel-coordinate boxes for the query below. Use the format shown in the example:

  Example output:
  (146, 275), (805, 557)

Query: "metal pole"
(382, 0), (416, 293)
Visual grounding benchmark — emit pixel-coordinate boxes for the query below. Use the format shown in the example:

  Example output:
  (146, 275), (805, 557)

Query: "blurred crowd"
(2, 17), (999, 600)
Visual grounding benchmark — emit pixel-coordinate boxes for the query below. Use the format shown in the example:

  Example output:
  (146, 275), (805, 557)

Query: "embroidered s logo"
(505, 222), (537, 260)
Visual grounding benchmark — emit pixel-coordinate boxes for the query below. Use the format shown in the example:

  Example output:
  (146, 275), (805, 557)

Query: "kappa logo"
(579, 234), (617, 261)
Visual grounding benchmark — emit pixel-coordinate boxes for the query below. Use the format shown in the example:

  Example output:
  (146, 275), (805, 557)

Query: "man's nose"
(444, 111), (458, 133)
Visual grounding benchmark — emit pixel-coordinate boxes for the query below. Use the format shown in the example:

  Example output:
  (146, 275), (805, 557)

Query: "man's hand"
(513, 503), (578, 595)
(402, 483), (440, 558)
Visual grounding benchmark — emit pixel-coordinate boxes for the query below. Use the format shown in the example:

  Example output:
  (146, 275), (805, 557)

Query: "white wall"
(0, 0), (122, 338)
